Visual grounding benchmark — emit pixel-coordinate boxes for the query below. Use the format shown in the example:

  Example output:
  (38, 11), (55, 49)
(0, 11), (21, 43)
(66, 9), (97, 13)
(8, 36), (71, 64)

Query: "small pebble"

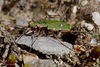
(90, 39), (97, 44)
(92, 12), (100, 26)
(72, 5), (77, 13)
(96, 0), (100, 2)
(81, 21), (94, 31)
(0, 0), (4, 12)
(47, 11), (57, 16)
(31, 3), (38, 8)
(92, 12), (100, 34)
(84, 23), (94, 31)
(81, 0), (88, 6)
(16, 17), (29, 27)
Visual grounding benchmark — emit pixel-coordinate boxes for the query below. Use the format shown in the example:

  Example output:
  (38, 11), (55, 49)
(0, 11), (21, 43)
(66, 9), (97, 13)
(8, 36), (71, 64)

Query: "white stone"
(81, 0), (88, 6)
(96, 0), (100, 2)
(90, 39), (97, 44)
(47, 11), (57, 16)
(92, 12), (100, 34)
(84, 23), (94, 31)
(72, 5), (77, 13)
(92, 12), (100, 26)
(81, 21), (94, 31)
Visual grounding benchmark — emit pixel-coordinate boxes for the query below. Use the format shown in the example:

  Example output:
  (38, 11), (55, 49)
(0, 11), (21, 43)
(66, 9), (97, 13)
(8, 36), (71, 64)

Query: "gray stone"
(27, 58), (56, 67)
(0, 0), (4, 6)
(16, 36), (74, 56)
(0, 0), (4, 12)
(16, 17), (29, 27)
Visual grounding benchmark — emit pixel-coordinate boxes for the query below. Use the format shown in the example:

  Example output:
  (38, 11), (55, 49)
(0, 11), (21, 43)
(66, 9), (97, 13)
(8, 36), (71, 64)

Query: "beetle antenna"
(70, 30), (95, 38)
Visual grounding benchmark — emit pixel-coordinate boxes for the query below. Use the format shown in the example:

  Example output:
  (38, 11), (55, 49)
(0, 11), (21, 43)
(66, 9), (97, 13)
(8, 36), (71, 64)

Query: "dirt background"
(0, 0), (100, 67)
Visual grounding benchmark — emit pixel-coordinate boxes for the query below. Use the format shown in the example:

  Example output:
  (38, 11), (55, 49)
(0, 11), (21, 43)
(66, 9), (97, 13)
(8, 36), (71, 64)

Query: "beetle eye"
(33, 26), (37, 28)
(60, 24), (63, 27)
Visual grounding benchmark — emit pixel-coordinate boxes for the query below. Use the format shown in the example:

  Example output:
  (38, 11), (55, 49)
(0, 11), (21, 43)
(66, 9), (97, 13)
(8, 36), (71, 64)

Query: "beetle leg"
(46, 17), (50, 20)
(32, 19), (36, 22)
(39, 18), (42, 21)
(51, 31), (74, 51)
(29, 31), (43, 52)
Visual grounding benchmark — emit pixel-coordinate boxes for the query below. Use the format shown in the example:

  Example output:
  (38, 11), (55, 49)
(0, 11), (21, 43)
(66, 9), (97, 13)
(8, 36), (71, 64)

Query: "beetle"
(30, 20), (71, 31)
(29, 19), (95, 51)
(29, 19), (75, 51)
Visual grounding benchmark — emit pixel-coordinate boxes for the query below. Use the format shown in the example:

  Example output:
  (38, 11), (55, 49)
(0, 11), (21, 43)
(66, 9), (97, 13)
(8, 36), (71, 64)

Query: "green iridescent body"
(30, 20), (71, 31)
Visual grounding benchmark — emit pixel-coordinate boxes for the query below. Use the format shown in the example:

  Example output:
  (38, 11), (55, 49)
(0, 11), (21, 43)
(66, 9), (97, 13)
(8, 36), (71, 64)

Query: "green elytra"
(30, 20), (71, 31)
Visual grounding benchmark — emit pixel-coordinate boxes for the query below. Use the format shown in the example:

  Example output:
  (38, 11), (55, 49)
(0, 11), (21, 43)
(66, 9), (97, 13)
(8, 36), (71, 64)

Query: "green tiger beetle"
(29, 19), (95, 36)
(28, 19), (95, 51)
(29, 19), (74, 51)
(30, 20), (71, 31)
